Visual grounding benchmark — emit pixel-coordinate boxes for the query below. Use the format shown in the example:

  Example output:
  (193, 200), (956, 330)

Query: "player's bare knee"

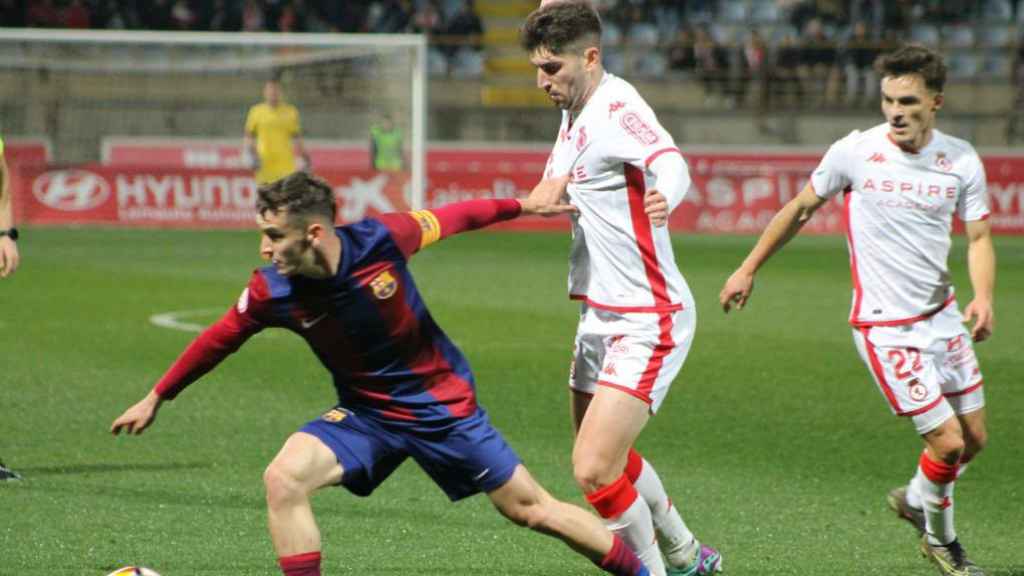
(963, 426), (987, 460)
(926, 428), (965, 465)
(263, 461), (306, 507)
(572, 460), (615, 494)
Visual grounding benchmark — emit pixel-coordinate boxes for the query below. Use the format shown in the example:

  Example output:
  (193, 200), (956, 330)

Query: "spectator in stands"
(441, 0), (484, 77)
(64, 0), (91, 28)
(205, 0), (243, 31)
(170, 0), (197, 30)
(370, 0), (414, 33)
(841, 21), (882, 105)
(737, 28), (769, 110)
(849, 0), (885, 36)
(242, 0), (266, 31)
(694, 26), (730, 106)
(26, 0), (61, 27)
(411, 0), (444, 36)
(771, 29), (805, 107)
(1011, 32), (1024, 143)
(276, 0), (309, 32)
(798, 18), (840, 106)
(667, 27), (696, 73)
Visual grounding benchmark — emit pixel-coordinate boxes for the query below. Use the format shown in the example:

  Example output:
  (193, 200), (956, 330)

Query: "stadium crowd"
(1, 0), (1020, 112)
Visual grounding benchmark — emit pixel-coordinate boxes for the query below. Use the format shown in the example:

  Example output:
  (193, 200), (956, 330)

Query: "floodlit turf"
(1, 227), (1021, 576)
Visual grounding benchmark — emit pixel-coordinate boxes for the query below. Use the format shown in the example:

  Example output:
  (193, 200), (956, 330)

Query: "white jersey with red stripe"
(544, 72), (691, 313)
(810, 123), (989, 326)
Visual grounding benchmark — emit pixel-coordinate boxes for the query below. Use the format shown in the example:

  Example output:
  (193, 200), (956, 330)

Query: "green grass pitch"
(1, 228), (1021, 576)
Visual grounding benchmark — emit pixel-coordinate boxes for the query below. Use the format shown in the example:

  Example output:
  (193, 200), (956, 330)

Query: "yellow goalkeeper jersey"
(245, 102), (301, 184)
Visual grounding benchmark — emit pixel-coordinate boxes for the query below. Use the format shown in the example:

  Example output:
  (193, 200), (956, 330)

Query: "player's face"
(530, 46), (597, 112)
(263, 82), (281, 106)
(880, 74), (942, 152)
(257, 209), (315, 277)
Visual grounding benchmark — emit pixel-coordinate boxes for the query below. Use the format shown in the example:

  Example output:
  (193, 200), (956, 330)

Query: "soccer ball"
(105, 568), (161, 576)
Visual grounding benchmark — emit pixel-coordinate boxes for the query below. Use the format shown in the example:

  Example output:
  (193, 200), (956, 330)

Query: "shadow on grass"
(14, 461), (213, 477)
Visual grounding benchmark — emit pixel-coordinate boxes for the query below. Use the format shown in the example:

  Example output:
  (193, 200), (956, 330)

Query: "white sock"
(605, 496), (666, 576)
(917, 452), (958, 546)
(906, 468), (924, 510)
(631, 455), (697, 568)
(588, 474), (667, 576)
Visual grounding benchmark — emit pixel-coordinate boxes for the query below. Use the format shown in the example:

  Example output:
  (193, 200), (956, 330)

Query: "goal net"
(0, 28), (427, 214)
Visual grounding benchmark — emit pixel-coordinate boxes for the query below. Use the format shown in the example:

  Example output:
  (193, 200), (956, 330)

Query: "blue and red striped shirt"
(153, 199), (522, 431)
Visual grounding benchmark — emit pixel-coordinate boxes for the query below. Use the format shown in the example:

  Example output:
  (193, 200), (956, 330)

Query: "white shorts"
(852, 302), (985, 435)
(569, 303), (695, 414)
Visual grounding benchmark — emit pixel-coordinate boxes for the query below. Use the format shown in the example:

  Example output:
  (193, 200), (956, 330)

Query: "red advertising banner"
(13, 143), (1024, 234)
(18, 165), (412, 228)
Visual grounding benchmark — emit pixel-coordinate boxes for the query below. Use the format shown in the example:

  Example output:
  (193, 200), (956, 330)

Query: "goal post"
(0, 27), (428, 209)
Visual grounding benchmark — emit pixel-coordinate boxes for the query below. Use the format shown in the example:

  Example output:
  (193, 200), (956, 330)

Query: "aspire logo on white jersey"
(810, 123), (989, 326)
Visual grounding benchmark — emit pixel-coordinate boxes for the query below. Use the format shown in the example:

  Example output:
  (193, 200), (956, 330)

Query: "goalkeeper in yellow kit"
(244, 80), (311, 184)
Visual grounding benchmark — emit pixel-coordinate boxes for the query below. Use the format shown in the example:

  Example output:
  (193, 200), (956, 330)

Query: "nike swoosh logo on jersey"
(473, 468), (491, 481)
(300, 314), (328, 329)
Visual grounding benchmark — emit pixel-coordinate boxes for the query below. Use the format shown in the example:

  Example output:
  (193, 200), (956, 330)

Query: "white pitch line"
(149, 308), (224, 333)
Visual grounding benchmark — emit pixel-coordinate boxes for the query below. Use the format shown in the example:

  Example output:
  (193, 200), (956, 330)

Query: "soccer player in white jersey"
(720, 45), (994, 576)
(521, 3), (722, 576)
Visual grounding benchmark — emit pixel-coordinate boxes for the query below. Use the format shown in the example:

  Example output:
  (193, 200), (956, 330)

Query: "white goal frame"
(0, 27), (429, 209)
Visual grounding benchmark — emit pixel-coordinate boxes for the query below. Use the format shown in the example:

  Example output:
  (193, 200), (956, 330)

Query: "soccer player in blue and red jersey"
(110, 172), (652, 576)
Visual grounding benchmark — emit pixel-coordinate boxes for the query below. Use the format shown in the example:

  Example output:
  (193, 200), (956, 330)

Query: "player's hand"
(644, 189), (669, 227)
(719, 268), (755, 313)
(110, 391), (164, 436)
(962, 298), (993, 342)
(520, 175), (577, 217)
(0, 237), (19, 278)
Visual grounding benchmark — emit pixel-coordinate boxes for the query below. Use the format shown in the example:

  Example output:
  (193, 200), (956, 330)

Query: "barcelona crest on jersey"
(370, 270), (398, 299)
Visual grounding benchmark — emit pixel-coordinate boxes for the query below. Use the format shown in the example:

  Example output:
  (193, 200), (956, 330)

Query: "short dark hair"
(520, 1), (602, 55)
(256, 172), (336, 226)
(874, 44), (947, 93)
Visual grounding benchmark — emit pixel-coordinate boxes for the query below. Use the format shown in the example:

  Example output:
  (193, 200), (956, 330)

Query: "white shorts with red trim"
(569, 303), (695, 414)
(852, 302), (985, 435)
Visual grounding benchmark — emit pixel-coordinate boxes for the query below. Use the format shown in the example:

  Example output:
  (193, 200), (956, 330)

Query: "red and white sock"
(278, 551), (321, 576)
(907, 452), (972, 510)
(596, 534), (653, 576)
(587, 472), (666, 576)
(917, 451), (958, 546)
(626, 449), (697, 568)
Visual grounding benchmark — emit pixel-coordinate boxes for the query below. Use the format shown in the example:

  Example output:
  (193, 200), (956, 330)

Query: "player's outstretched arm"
(519, 175), (576, 217)
(719, 183), (827, 313)
(963, 218), (995, 342)
(110, 390), (164, 436)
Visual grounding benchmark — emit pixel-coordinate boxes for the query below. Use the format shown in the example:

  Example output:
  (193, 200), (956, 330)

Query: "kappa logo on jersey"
(321, 409), (347, 423)
(867, 153), (887, 163)
(32, 169), (110, 211)
(576, 126), (588, 151)
(620, 112), (660, 146)
(608, 101), (626, 118)
(935, 152), (953, 172)
(236, 288), (250, 313)
(370, 270), (398, 299)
